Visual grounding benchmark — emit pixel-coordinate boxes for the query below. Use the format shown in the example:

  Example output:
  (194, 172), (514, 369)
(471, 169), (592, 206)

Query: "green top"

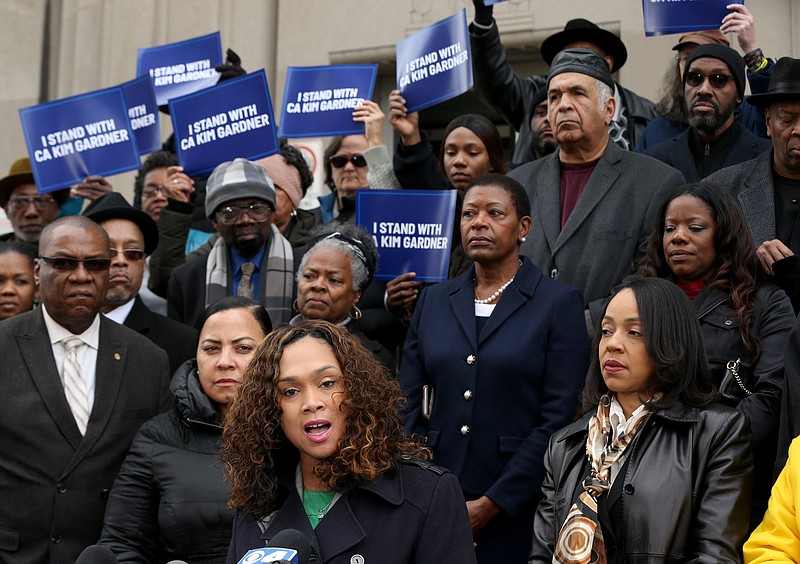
(302, 489), (338, 529)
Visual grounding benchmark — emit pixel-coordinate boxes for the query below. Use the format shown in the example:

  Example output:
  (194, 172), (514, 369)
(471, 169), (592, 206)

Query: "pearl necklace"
(474, 275), (516, 304)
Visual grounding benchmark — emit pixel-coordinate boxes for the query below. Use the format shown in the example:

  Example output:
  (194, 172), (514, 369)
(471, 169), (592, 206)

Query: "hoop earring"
(351, 305), (362, 319)
(292, 299), (299, 312)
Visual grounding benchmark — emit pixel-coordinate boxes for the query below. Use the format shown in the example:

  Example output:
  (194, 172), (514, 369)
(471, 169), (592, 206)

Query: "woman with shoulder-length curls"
(636, 181), (795, 525)
(400, 174), (589, 563)
(222, 320), (477, 564)
(531, 277), (753, 563)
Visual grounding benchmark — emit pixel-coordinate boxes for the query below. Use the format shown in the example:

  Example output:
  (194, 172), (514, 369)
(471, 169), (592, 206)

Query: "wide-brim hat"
(541, 18), (627, 73)
(747, 57), (800, 107)
(82, 192), (159, 255)
(0, 157), (70, 208)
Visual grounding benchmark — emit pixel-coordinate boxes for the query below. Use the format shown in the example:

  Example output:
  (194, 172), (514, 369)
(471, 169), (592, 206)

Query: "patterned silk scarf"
(552, 395), (653, 564)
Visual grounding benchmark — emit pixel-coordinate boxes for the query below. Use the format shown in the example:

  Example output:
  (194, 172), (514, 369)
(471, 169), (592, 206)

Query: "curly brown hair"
(222, 319), (427, 519)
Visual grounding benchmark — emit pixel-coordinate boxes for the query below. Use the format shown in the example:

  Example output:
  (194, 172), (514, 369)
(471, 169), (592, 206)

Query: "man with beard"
(530, 90), (557, 161)
(645, 44), (770, 181)
(167, 158), (296, 329)
(82, 192), (197, 375)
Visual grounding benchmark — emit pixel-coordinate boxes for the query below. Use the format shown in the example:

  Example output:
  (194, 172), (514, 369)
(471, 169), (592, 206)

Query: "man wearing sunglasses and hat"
(83, 192), (197, 375)
(644, 44), (771, 181)
(469, 1), (656, 165)
(707, 57), (800, 314)
(0, 157), (71, 250)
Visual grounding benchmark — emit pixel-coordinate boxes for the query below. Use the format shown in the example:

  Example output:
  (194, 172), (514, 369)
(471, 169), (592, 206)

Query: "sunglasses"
(685, 71), (732, 89)
(216, 202), (273, 225)
(330, 154), (367, 169)
(7, 196), (57, 213)
(109, 248), (146, 261)
(39, 256), (111, 272)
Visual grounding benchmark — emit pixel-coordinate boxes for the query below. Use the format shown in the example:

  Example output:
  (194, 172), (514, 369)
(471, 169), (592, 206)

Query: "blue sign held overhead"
(396, 9), (473, 114)
(19, 86), (141, 194)
(357, 190), (457, 283)
(137, 31), (222, 106)
(121, 75), (160, 155)
(279, 64), (378, 138)
(170, 69), (279, 176)
(642, 0), (735, 37)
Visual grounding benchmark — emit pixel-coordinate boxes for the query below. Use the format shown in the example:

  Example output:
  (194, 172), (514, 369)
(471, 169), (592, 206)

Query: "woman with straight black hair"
(637, 181), (794, 525)
(531, 277), (753, 563)
(100, 296), (272, 563)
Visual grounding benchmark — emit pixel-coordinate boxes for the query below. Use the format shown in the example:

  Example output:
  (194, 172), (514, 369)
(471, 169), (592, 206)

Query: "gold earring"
(351, 305), (362, 319)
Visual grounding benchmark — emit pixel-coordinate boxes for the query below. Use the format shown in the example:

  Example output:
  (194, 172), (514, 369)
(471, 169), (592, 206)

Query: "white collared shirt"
(42, 305), (101, 414)
(607, 397), (646, 484)
(102, 298), (136, 325)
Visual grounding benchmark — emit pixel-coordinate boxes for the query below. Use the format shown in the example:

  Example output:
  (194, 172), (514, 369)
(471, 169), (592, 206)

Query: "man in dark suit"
(508, 49), (686, 329)
(83, 192), (197, 374)
(0, 216), (171, 563)
(644, 44), (770, 181)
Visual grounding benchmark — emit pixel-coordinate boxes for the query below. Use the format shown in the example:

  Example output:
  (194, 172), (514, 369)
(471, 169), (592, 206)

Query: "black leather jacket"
(100, 361), (233, 563)
(530, 403), (753, 563)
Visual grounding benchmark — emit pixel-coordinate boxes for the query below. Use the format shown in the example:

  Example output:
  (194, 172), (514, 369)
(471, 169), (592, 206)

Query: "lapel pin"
(114, 353), (121, 361)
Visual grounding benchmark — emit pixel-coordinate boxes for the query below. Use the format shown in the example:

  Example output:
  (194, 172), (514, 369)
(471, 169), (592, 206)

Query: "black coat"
(530, 404), (753, 563)
(100, 361), (233, 563)
(643, 123), (771, 182)
(124, 296), (198, 375)
(693, 284), (794, 526)
(226, 458), (477, 564)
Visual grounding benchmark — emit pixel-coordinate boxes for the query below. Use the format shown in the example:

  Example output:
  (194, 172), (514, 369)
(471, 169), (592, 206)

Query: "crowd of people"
(3, 2), (800, 563)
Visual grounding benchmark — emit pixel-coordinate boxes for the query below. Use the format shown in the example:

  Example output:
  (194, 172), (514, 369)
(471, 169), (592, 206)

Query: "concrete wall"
(0, 0), (798, 201)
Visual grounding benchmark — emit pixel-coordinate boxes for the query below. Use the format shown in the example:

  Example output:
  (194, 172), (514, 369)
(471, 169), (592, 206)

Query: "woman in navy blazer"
(400, 174), (590, 563)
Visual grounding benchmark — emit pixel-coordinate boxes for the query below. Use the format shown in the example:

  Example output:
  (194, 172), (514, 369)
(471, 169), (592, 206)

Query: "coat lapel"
(553, 142), (620, 255)
(449, 268), (479, 350)
(536, 154), (563, 254)
(737, 151), (776, 246)
(477, 260), (540, 346)
(122, 296), (152, 334)
(17, 309), (83, 449)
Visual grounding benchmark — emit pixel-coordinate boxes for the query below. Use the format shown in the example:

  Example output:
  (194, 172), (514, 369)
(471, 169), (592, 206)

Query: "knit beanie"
(257, 154), (303, 209)
(684, 44), (746, 101)
(204, 158), (276, 219)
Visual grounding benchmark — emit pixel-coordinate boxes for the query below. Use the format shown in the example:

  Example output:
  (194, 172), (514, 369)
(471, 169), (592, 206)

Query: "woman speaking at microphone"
(222, 320), (477, 563)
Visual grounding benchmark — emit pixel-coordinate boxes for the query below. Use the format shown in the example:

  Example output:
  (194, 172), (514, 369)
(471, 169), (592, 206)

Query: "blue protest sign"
(279, 64), (378, 138)
(19, 87), (140, 194)
(396, 9), (473, 113)
(137, 32), (222, 106)
(482, 0), (507, 4)
(357, 190), (457, 282)
(121, 75), (160, 155)
(169, 69), (279, 176)
(642, 0), (733, 37)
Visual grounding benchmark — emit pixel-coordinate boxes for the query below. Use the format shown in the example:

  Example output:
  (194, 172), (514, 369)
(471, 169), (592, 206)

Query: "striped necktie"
(61, 336), (89, 435)
(237, 261), (256, 298)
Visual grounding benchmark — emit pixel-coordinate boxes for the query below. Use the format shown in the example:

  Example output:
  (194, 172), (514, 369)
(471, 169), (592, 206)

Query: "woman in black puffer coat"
(99, 297), (272, 563)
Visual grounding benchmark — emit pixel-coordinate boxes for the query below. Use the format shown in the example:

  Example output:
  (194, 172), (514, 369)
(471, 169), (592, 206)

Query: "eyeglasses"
(7, 196), (57, 213)
(330, 154), (367, 169)
(109, 249), (146, 261)
(141, 185), (170, 199)
(39, 256), (111, 272)
(685, 71), (733, 89)
(215, 203), (273, 225)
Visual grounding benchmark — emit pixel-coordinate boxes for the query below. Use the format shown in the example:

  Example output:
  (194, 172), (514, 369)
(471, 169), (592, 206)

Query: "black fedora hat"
(747, 57), (800, 107)
(540, 19), (627, 73)
(82, 192), (159, 255)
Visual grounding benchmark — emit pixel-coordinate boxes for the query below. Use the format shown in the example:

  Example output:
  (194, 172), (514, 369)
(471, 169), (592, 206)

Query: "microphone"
(237, 529), (313, 564)
(74, 544), (117, 564)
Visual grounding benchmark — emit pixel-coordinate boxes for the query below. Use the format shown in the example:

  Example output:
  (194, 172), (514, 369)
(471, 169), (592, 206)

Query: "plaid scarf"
(553, 395), (652, 564)
(205, 224), (294, 325)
